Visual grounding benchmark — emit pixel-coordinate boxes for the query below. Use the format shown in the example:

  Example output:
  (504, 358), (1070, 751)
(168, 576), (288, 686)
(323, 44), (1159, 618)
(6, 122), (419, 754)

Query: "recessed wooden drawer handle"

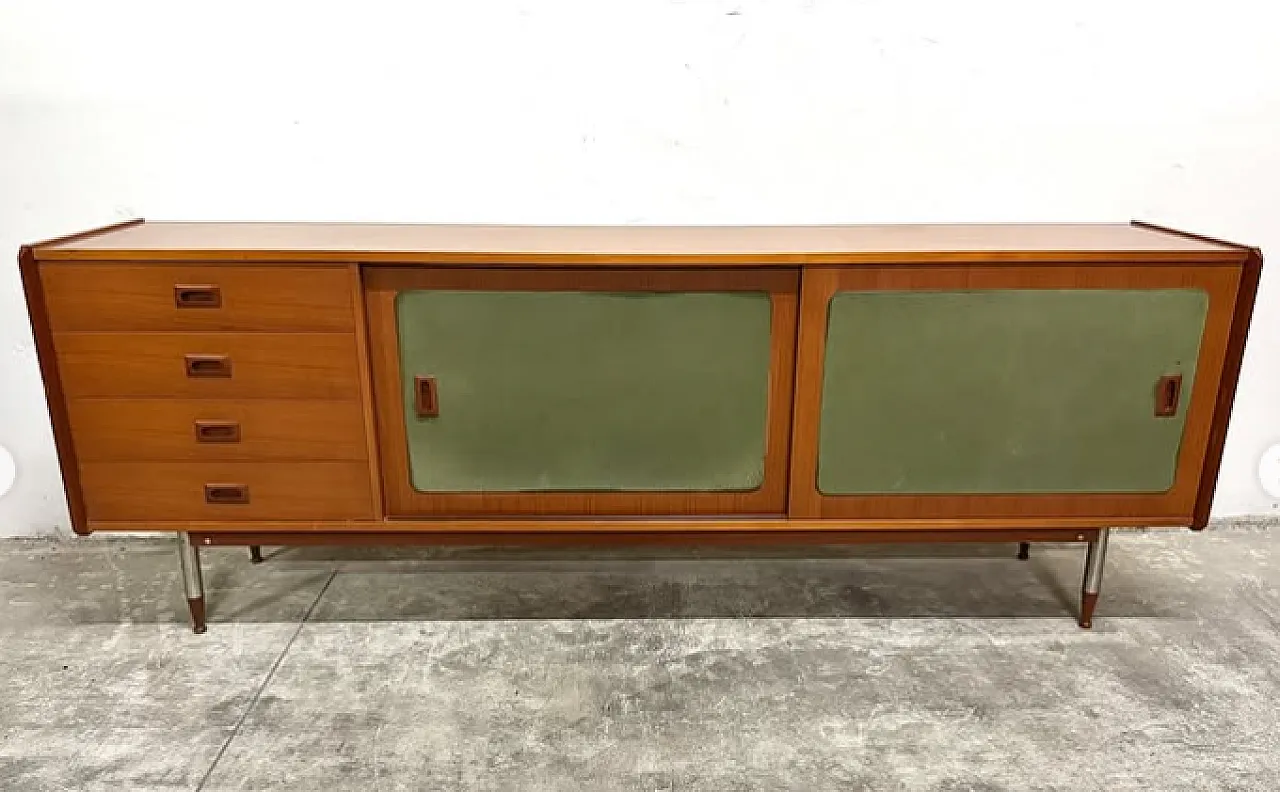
(174, 284), (222, 308)
(185, 354), (232, 378)
(1155, 374), (1183, 417)
(204, 483), (249, 504)
(194, 420), (241, 443)
(414, 375), (439, 418)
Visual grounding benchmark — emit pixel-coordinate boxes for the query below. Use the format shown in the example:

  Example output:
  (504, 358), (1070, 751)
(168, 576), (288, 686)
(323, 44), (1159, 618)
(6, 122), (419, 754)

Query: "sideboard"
(19, 220), (1262, 632)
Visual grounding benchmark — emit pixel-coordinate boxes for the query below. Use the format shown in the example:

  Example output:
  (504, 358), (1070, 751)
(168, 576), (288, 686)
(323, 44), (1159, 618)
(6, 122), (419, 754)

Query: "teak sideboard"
(19, 220), (1263, 632)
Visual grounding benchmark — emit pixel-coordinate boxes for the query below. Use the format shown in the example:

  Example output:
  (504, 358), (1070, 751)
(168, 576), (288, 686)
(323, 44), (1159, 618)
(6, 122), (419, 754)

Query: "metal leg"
(249, 545), (264, 564)
(176, 532), (207, 634)
(1017, 542), (1031, 560)
(1079, 528), (1110, 629)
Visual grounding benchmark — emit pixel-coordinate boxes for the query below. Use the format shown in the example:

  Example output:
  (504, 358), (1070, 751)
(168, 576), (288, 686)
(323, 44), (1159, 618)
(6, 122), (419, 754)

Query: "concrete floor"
(1, 525), (1278, 791)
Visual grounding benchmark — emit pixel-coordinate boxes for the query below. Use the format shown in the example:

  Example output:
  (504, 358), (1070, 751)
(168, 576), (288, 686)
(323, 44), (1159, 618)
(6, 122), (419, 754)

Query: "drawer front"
(41, 264), (355, 332)
(55, 333), (361, 399)
(68, 399), (368, 461)
(80, 461), (375, 521)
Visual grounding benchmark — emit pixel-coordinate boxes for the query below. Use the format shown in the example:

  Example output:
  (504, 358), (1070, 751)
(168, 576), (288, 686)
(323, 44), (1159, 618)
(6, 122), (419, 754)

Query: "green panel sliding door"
(397, 290), (772, 493)
(818, 289), (1209, 495)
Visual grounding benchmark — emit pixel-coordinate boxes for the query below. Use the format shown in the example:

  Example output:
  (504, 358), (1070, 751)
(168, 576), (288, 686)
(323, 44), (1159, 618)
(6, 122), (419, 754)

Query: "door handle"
(1155, 374), (1183, 417)
(414, 375), (439, 418)
(194, 420), (241, 443)
(185, 354), (232, 378)
(204, 483), (249, 504)
(174, 285), (222, 308)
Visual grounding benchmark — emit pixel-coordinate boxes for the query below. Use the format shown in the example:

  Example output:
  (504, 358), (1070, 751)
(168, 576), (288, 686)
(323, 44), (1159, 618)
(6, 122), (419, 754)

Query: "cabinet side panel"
(18, 250), (88, 534)
(1193, 250), (1263, 527)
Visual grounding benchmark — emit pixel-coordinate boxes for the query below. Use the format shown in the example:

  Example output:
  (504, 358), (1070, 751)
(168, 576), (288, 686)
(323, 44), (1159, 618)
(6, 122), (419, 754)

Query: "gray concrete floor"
(1, 525), (1279, 791)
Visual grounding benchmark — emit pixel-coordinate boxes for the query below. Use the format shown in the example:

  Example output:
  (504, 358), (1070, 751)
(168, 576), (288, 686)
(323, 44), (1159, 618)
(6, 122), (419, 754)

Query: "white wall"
(2, 1), (1278, 536)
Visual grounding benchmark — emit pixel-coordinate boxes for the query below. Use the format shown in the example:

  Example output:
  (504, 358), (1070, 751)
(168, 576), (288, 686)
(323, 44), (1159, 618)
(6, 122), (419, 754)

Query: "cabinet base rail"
(175, 527), (1113, 634)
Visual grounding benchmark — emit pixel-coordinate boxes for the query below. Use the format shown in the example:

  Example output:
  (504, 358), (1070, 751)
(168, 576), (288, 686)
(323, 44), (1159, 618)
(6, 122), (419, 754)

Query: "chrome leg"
(1079, 528), (1110, 629)
(176, 532), (207, 634)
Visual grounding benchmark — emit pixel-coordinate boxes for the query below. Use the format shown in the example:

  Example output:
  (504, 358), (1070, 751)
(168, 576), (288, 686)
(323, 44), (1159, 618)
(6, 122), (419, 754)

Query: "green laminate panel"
(818, 289), (1209, 495)
(398, 290), (772, 492)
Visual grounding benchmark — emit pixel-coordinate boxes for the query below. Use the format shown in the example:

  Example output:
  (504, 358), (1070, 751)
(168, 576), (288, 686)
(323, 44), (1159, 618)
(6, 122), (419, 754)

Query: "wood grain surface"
(186, 527), (1102, 547)
(32, 221), (1248, 264)
(55, 332), (361, 399)
(80, 461), (375, 521)
(41, 263), (355, 331)
(68, 399), (368, 461)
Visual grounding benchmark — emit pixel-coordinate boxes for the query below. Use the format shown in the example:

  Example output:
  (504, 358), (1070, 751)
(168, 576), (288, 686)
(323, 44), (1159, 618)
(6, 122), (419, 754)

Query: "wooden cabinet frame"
(364, 266), (799, 517)
(787, 263), (1243, 525)
(20, 221), (1263, 631)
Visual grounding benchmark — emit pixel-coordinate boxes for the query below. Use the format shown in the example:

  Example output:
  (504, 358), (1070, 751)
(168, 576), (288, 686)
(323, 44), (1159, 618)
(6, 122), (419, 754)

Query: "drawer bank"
(19, 220), (1263, 632)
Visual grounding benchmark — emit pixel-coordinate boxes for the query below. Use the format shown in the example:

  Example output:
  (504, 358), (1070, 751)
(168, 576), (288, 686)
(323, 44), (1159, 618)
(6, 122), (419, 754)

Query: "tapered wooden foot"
(1017, 542), (1030, 560)
(187, 596), (207, 634)
(249, 545), (264, 564)
(1079, 591), (1099, 629)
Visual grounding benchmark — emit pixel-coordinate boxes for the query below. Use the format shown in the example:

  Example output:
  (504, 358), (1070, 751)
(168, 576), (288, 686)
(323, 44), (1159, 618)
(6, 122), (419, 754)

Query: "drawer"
(80, 461), (375, 521)
(55, 333), (361, 399)
(41, 264), (355, 332)
(68, 399), (368, 461)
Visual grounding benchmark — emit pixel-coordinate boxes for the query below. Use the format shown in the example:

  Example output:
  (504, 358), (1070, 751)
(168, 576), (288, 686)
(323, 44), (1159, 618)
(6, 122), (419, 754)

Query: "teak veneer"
(20, 220), (1262, 632)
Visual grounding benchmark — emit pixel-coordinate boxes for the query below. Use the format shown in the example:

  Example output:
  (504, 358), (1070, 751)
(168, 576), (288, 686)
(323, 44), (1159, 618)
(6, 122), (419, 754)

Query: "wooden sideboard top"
(29, 219), (1252, 265)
